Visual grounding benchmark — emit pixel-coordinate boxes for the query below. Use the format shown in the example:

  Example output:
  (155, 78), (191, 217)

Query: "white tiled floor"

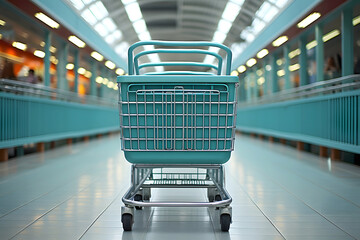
(0, 133), (359, 240)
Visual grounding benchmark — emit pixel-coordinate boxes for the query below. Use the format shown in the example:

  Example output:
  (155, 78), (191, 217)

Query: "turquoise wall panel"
(0, 92), (119, 148)
(236, 90), (360, 153)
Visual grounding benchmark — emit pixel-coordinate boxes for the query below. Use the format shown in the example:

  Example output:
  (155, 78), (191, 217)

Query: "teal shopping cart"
(117, 41), (238, 231)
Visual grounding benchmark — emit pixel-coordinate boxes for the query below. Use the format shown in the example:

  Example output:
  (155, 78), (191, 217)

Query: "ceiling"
(64, 0), (291, 73)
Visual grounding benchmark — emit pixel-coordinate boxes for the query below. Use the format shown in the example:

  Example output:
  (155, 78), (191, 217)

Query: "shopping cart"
(117, 41), (238, 231)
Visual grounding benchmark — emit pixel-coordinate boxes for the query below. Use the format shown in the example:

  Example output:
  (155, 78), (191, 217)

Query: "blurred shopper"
(324, 56), (340, 80)
(26, 69), (37, 84)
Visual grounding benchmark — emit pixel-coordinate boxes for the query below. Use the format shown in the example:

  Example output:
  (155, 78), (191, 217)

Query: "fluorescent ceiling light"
(256, 49), (268, 59)
(251, 18), (266, 35)
(121, 0), (136, 5)
(277, 69), (285, 77)
(12, 42), (27, 51)
(66, 63), (74, 70)
(297, 12), (321, 28)
(0, 19), (5, 26)
(133, 19), (147, 34)
(256, 69), (263, 76)
(289, 63), (300, 71)
(102, 78), (109, 85)
(288, 48), (300, 58)
(96, 76), (103, 83)
(217, 19), (232, 33)
(323, 29), (340, 42)
(113, 85), (119, 90)
(49, 46), (56, 53)
(212, 31), (226, 43)
(91, 51), (104, 61)
(272, 36), (288, 47)
(107, 81), (114, 88)
(138, 31), (151, 41)
(262, 6), (278, 22)
(34, 50), (45, 58)
(354, 15), (360, 26)
(222, 2), (241, 22)
(78, 67), (86, 75)
(50, 56), (58, 64)
(155, 66), (164, 72)
(124, 2), (143, 22)
(85, 71), (92, 78)
(102, 18), (117, 32)
(105, 60), (116, 69)
(69, 0), (84, 10)
(116, 68), (125, 75)
(237, 65), (246, 73)
(257, 77), (265, 85)
(246, 58), (257, 67)
(276, 59), (283, 66)
(35, 12), (60, 29)
(203, 55), (215, 64)
(94, 23), (108, 37)
(68, 35), (86, 48)
(306, 40), (317, 50)
(231, 70), (239, 76)
(89, 2), (108, 21)
(81, 9), (97, 25)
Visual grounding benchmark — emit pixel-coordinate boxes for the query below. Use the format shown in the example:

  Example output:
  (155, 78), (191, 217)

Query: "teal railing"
(0, 79), (119, 149)
(236, 75), (360, 154)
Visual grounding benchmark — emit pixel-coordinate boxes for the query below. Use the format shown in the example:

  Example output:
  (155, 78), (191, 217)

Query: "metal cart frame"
(118, 41), (237, 231)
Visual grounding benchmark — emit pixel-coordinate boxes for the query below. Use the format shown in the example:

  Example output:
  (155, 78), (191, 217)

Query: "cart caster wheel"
(215, 195), (221, 209)
(122, 214), (133, 231)
(143, 188), (151, 201)
(134, 194), (143, 210)
(220, 214), (231, 232)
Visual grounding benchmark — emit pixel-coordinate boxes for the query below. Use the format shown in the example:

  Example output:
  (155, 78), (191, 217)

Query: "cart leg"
(207, 187), (217, 202)
(121, 206), (134, 231)
(143, 187), (151, 200)
(220, 206), (232, 232)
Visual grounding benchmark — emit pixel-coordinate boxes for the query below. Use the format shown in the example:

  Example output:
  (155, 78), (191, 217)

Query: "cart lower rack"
(117, 41), (238, 231)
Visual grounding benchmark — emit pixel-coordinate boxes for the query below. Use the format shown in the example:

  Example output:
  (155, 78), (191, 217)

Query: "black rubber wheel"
(134, 194), (143, 210)
(122, 214), (133, 231)
(220, 214), (231, 232)
(215, 195), (222, 201)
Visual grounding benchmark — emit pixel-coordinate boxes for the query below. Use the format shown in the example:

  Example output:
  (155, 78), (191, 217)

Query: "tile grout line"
(77, 187), (126, 240)
(227, 173), (287, 240)
(7, 174), (107, 240)
(233, 162), (358, 240)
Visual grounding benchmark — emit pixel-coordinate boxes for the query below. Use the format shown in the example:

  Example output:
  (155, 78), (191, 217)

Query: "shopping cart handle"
(127, 41), (233, 76)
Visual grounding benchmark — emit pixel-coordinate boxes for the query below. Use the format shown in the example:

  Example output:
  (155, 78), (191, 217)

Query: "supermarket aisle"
(0, 133), (359, 240)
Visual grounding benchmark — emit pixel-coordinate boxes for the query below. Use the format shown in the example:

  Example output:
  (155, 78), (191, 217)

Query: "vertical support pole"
(331, 149), (341, 161)
(297, 141), (304, 151)
(319, 146), (328, 157)
(74, 49), (79, 93)
(239, 77), (246, 102)
(90, 60), (97, 96)
(245, 72), (251, 102)
(252, 68), (258, 100)
(44, 31), (51, 87)
(263, 58), (269, 96)
(315, 25), (324, 82)
(0, 149), (8, 162)
(57, 42), (69, 91)
(299, 37), (308, 86)
(37, 142), (45, 152)
(341, 7), (354, 76)
(283, 45), (291, 89)
(271, 54), (278, 93)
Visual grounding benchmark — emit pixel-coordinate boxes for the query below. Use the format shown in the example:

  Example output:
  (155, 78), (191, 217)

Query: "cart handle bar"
(127, 41), (232, 76)
(133, 49), (223, 75)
